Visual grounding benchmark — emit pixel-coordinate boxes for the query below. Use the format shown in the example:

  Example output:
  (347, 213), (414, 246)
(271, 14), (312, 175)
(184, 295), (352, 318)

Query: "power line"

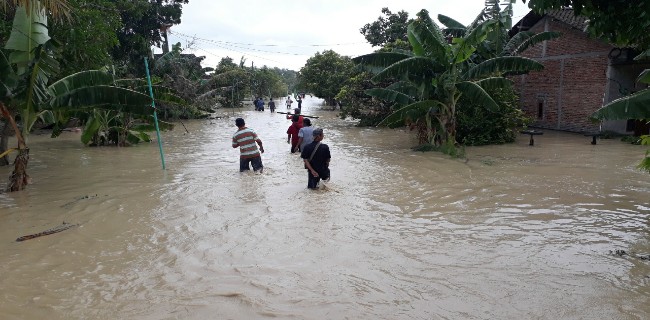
(172, 32), (306, 56)
(169, 30), (366, 48)
(174, 33), (285, 65)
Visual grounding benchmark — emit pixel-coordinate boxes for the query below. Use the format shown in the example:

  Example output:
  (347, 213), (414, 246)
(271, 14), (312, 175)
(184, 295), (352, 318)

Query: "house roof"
(510, 8), (588, 37)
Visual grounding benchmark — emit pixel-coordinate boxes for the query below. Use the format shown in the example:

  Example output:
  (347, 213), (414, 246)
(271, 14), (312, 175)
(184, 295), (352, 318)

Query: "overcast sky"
(159, 0), (532, 71)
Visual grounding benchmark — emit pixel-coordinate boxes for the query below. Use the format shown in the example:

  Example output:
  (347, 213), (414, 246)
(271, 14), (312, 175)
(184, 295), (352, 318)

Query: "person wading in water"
(232, 118), (264, 173)
(301, 128), (330, 189)
(268, 98), (276, 112)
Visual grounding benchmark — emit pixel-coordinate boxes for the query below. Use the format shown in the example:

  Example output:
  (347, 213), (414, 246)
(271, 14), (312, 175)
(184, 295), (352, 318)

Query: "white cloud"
(157, 0), (531, 70)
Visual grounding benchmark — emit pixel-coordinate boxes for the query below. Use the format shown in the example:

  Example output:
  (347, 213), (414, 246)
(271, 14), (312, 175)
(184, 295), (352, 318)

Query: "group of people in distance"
(232, 96), (330, 189)
(284, 94), (303, 110)
(253, 97), (276, 112)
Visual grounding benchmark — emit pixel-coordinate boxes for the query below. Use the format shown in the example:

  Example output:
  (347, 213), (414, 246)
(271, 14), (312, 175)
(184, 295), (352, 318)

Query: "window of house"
(536, 97), (545, 120)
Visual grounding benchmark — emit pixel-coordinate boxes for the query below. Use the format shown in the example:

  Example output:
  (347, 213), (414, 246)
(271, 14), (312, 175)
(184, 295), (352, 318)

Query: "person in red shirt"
(286, 117), (303, 153)
(286, 108), (304, 127)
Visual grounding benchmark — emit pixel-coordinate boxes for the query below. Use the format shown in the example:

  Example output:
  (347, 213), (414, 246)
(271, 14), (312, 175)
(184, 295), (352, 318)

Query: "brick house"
(511, 9), (650, 134)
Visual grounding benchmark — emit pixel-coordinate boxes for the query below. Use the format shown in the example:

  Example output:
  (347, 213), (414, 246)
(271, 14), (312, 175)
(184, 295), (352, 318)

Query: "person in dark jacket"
(268, 99), (276, 112)
(301, 128), (330, 189)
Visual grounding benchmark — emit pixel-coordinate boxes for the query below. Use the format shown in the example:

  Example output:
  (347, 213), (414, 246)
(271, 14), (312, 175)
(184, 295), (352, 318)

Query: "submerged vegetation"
(0, 0), (299, 191)
(0, 0), (647, 192)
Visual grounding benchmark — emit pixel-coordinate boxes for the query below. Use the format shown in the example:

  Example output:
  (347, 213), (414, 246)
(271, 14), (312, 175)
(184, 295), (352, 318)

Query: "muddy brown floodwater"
(0, 97), (648, 320)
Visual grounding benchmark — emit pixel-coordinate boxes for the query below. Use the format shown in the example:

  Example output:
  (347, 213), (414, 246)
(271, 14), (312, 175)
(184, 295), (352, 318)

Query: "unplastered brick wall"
(513, 16), (612, 132)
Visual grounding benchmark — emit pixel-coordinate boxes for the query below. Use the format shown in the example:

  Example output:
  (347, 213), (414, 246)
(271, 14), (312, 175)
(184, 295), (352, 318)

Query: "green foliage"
(639, 135), (650, 173)
(413, 141), (466, 158)
(49, 0), (121, 76)
(274, 67), (298, 94)
(151, 42), (213, 117)
(4, 1), (50, 74)
(457, 87), (530, 146)
(620, 135), (641, 144)
(360, 8), (413, 48)
(355, 8), (543, 155)
(590, 90), (650, 121)
(1, 4), (162, 147)
(523, 0), (650, 51)
(336, 71), (394, 126)
(193, 57), (291, 112)
(299, 50), (356, 105)
(111, 0), (189, 76)
(207, 64), (250, 109)
(251, 66), (286, 98)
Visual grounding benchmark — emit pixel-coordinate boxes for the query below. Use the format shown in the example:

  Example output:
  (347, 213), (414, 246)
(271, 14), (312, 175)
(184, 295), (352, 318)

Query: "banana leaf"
(50, 86), (153, 115)
(387, 81), (420, 96)
(456, 81), (499, 112)
(48, 70), (115, 97)
(353, 52), (412, 71)
(21, 42), (60, 133)
(135, 85), (187, 105)
(504, 31), (561, 56)
(81, 114), (101, 145)
(114, 78), (148, 87)
(463, 56), (544, 80)
(475, 77), (513, 91)
(452, 20), (494, 63)
(438, 14), (466, 30)
(372, 56), (444, 83)
(408, 11), (447, 62)
(365, 88), (415, 106)
(0, 50), (17, 99)
(4, 2), (50, 74)
(36, 109), (55, 125)
(378, 100), (442, 128)
(590, 89), (650, 120)
(127, 130), (151, 144)
(637, 69), (650, 84)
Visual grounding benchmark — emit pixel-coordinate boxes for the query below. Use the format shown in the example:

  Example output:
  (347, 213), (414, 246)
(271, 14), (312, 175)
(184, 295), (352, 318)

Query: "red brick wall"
(513, 17), (612, 132)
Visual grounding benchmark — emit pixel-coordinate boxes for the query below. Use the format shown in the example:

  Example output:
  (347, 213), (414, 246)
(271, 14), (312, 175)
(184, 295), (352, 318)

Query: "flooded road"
(1, 97), (649, 319)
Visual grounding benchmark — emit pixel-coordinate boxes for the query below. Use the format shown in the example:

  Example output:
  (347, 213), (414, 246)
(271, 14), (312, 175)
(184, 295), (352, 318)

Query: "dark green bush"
(456, 87), (531, 146)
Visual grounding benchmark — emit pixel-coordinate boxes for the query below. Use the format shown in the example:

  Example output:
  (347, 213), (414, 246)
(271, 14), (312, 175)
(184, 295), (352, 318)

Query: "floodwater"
(0, 97), (648, 320)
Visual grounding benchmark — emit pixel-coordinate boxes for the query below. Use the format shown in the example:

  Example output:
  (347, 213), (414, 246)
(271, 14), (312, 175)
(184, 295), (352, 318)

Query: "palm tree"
(354, 8), (544, 155)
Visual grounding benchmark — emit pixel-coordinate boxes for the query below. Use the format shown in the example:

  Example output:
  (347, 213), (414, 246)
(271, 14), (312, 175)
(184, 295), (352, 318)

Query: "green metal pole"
(144, 57), (166, 170)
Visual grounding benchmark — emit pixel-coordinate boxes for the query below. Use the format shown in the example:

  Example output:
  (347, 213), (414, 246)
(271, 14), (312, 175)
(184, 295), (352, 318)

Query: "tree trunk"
(0, 102), (29, 192)
(6, 148), (30, 192)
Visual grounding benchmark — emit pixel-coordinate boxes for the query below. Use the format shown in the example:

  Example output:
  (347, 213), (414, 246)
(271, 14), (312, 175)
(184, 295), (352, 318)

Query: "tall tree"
(112, 0), (189, 76)
(49, 0), (122, 76)
(360, 8), (412, 48)
(299, 50), (355, 105)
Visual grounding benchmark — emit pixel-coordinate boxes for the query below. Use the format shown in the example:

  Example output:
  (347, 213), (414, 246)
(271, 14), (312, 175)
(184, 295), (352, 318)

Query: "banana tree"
(590, 70), (650, 173)
(0, 2), (53, 191)
(354, 9), (544, 154)
(48, 71), (180, 146)
(438, 0), (561, 60)
(0, 3), (155, 191)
